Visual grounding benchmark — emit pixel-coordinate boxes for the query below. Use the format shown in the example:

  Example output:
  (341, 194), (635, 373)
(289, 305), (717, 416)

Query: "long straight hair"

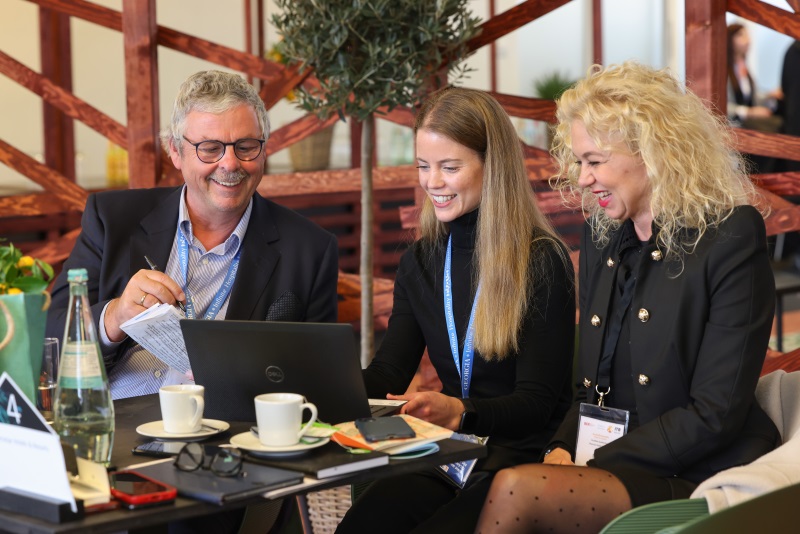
(415, 87), (565, 360)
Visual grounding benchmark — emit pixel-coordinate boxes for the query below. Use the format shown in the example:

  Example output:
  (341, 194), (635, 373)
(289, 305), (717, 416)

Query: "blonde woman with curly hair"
(476, 62), (780, 533)
(337, 87), (576, 533)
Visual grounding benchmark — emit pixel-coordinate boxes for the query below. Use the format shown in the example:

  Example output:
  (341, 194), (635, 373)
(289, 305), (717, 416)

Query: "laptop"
(180, 320), (404, 424)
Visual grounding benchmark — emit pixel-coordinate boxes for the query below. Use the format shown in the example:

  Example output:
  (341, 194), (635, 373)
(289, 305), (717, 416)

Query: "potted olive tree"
(272, 0), (480, 364)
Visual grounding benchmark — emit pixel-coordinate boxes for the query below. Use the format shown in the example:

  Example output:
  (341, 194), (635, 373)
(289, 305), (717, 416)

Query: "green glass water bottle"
(53, 268), (115, 465)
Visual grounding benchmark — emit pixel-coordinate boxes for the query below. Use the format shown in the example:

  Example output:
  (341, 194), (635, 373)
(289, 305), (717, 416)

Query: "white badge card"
(574, 403), (629, 467)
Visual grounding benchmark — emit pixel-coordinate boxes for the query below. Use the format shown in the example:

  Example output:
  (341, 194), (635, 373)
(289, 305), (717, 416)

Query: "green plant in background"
(0, 242), (54, 295)
(272, 0), (481, 364)
(534, 71), (576, 101)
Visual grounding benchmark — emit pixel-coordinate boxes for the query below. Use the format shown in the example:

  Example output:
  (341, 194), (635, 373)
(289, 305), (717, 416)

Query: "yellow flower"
(17, 256), (34, 269)
(7, 288), (22, 295)
(0, 283), (6, 294)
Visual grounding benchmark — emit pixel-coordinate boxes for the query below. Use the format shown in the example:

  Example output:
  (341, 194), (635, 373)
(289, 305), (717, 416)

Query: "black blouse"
(363, 209), (576, 456)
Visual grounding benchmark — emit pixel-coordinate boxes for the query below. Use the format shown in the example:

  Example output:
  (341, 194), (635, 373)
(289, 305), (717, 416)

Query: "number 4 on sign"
(0, 371), (53, 432)
(6, 393), (22, 424)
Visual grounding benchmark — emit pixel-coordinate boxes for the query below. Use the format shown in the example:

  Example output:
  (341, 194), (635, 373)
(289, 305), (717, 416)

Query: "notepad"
(120, 303), (189, 373)
(332, 415), (453, 455)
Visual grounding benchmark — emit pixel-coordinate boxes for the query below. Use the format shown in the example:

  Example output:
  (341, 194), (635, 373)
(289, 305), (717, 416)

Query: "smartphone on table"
(132, 440), (188, 458)
(108, 470), (177, 510)
(355, 416), (416, 442)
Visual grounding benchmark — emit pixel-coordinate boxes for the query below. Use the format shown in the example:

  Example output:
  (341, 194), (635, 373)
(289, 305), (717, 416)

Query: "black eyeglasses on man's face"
(182, 136), (265, 164)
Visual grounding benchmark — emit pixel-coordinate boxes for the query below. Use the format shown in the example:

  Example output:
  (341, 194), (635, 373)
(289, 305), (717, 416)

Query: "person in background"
(336, 87), (576, 533)
(45, 70), (339, 400)
(780, 39), (800, 172)
(727, 23), (783, 174)
(476, 62), (780, 533)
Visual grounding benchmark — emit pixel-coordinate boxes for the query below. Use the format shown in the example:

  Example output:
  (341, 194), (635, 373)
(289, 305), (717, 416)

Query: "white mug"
(159, 384), (205, 434)
(254, 393), (318, 447)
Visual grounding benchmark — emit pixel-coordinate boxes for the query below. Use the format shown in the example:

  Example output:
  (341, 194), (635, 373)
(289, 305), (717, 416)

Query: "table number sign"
(0, 371), (78, 512)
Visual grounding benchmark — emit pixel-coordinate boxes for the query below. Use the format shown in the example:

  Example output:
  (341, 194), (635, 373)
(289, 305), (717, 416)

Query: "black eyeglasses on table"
(182, 136), (265, 164)
(174, 442), (244, 477)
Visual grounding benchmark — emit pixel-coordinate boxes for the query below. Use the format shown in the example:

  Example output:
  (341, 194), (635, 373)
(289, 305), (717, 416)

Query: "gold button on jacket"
(591, 314), (602, 327)
(638, 374), (650, 386)
(638, 308), (650, 322)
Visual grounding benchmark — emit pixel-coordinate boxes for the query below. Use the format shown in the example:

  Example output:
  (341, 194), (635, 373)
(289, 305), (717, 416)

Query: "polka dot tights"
(475, 464), (632, 533)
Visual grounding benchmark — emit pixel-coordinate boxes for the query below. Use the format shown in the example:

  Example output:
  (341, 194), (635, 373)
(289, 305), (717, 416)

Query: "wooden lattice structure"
(2, 0), (800, 289)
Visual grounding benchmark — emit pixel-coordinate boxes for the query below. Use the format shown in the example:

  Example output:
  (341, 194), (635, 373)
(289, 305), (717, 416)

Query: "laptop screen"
(181, 320), (372, 424)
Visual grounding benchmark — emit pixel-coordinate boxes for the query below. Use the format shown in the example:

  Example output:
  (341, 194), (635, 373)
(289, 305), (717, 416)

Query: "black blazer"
(45, 187), (339, 365)
(550, 205), (780, 483)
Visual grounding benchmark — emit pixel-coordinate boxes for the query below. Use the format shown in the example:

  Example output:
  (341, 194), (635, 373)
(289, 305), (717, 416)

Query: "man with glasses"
(46, 70), (339, 399)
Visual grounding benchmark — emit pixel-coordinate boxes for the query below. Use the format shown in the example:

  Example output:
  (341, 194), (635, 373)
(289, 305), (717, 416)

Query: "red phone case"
(109, 470), (177, 505)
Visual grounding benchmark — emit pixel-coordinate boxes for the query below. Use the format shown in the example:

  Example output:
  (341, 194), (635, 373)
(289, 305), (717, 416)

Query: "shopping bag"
(0, 292), (50, 403)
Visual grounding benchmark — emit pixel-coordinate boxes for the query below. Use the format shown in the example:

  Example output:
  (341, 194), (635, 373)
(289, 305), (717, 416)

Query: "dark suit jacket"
(549, 205), (780, 483)
(45, 187), (339, 365)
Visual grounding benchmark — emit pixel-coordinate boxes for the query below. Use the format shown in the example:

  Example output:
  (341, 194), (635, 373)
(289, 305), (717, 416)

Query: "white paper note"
(120, 303), (190, 373)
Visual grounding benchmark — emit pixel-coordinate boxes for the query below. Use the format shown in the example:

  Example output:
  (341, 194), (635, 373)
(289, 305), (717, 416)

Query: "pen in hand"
(143, 255), (186, 313)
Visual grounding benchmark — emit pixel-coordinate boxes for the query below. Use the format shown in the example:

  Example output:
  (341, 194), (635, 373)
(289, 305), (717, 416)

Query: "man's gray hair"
(160, 70), (270, 153)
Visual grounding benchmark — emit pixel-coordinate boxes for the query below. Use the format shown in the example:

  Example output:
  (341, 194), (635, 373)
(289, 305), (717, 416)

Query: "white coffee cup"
(254, 393), (318, 447)
(159, 384), (205, 434)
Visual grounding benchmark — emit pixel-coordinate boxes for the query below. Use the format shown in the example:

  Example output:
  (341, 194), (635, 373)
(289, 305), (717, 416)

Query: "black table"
(0, 395), (486, 534)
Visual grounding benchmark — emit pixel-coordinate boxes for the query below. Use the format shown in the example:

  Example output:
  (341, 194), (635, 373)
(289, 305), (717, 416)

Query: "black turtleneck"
(364, 209), (576, 459)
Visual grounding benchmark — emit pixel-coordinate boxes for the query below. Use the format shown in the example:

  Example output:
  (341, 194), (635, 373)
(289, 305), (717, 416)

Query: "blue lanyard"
(178, 230), (241, 320)
(444, 235), (481, 399)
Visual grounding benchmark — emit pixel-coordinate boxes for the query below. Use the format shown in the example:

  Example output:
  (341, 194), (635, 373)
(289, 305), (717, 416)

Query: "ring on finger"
(139, 293), (147, 306)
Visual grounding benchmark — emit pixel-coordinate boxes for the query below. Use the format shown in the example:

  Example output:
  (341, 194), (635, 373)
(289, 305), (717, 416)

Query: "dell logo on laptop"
(265, 366), (285, 382)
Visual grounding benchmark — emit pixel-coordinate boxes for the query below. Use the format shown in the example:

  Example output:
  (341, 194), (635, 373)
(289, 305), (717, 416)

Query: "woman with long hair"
(336, 87), (576, 532)
(476, 62), (780, 533)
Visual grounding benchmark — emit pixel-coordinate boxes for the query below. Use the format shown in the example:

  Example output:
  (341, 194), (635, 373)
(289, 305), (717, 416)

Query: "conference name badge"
(574, 403), (629, 466)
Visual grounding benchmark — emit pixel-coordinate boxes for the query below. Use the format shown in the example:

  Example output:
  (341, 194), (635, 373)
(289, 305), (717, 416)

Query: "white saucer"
(136, 419), (230, 441)
(230, 431), (330, 457)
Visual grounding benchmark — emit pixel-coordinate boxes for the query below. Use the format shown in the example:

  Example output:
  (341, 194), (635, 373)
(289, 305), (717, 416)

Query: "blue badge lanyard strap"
(444, 235), (481, 399)
(178, 231), (241, 320)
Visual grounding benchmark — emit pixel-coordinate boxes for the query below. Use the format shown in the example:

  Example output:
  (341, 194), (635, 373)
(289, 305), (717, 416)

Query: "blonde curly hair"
(551, 62), (758, 262)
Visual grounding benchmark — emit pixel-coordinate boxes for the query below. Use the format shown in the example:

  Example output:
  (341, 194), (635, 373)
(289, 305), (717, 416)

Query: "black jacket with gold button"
(549, 205), (781, 483)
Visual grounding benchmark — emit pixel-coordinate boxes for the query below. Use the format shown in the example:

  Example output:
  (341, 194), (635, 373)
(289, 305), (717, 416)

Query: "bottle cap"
(67, 268), (88, 283)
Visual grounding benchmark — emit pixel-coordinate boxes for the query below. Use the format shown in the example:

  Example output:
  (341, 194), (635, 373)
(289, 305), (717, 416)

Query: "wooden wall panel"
(122, 0), (160, 189)
(39, 7), (75, 182)
(685, 0), (727, 112)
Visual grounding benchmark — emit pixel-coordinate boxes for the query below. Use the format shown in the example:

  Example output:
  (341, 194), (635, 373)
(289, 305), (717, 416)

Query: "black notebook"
(132, 460), (303, 505)
(245, 442), (389, 479)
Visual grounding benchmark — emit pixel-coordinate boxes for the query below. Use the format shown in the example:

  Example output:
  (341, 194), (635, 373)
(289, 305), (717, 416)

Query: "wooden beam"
(29, 0), (306, 105)
(468, 0), (572, 52)
(39, 7), (75, 182)
(0, 50), (126, 147)
(760, 187), (800, 235)
(0, 138), (87, 210)
(685, 0), (727, 113)
(728, 0), (800, 41)
(733, 129), (800, 160)
(265, 113), (340, 155)
(756, 172), (800, 197)
(592, 0), (603, 65)
(29, 228), (81, 266)
(122, 0), (160, 189)
(258, 166), (418, 198)
(27, 0), (122, 31)
(0, 193), (80, 217)
(490, 92), (557, 122)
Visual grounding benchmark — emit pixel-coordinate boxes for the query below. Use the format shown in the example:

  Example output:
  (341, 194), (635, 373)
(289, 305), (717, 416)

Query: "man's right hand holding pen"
(103, 268), (186, 343)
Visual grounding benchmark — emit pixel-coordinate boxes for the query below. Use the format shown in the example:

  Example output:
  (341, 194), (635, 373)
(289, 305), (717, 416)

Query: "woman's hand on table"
(387, 392), (464, 431)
